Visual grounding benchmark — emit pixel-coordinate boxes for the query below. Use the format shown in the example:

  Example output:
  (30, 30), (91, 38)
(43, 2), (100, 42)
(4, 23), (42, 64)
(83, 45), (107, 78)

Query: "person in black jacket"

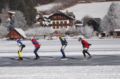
(59, 36), (68, 58)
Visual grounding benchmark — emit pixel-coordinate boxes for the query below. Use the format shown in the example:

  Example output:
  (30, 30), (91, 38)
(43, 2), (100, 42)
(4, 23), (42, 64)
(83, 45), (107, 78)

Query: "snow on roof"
(35, 3), (62, 12)
(14, 28), (27, 38)
(75, 24), (83, 26)
(114, 29), (120, 31)
(8, 11), (15, 14)
(49, 11), (75, 20)
(63, 1), (120, 20)
(43, 15), (50, 18)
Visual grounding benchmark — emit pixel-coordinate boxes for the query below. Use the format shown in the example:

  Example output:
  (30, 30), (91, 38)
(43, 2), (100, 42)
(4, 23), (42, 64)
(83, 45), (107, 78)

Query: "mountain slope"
(63, 2), (113, 20)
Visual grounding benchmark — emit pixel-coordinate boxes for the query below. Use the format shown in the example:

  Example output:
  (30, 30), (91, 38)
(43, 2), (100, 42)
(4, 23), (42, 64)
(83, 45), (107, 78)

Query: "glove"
(89, 44), (92, 46)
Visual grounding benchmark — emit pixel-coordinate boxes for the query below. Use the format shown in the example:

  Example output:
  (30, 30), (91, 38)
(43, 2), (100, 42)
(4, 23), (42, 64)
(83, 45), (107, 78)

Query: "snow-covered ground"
(0, 39), (120, 79)
(0, 66), (120, 79)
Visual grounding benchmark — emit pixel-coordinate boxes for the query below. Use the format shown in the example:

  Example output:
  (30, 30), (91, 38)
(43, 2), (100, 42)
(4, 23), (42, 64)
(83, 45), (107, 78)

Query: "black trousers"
(82, 49), (91, 58)
(60, 45), (67, 58)
(20, 45), (25, 52)
(34, 47), (40, 58)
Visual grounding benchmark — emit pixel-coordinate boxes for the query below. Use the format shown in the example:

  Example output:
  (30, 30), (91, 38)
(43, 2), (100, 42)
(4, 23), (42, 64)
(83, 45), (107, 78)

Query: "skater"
(59, 35), (68, 58)
(31, 36), (40, 60)
(16, 39), (26, 60)
(78, 37), (92, 59)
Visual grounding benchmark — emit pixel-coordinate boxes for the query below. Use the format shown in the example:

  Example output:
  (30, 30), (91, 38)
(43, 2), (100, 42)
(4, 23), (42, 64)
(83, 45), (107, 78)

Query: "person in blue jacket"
(59, 35), (68, 58)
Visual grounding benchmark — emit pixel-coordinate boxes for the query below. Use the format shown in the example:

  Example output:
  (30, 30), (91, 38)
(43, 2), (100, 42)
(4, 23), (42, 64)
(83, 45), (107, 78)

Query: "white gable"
(14, 28), (27, 38)
(8, 11), (16, 14)
(114, 29), (120, 32)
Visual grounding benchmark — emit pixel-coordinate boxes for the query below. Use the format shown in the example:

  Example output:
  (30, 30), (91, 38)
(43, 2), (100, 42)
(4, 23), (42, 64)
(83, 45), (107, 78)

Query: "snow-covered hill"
(36, 1), (120, 20)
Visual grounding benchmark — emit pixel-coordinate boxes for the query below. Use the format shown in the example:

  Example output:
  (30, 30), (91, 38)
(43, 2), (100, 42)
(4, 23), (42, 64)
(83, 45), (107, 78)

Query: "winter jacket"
(59, 37), (68, 46)
(17, 39), (25, 46)
(31, 38), (40, 48)
(81, 39), (91, 49)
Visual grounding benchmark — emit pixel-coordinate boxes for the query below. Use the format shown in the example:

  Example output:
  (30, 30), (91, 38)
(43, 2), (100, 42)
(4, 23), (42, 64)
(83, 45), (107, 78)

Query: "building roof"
(14, 28), (27, 38)
(49, 11), (75, 20)
(114, 29), (120, 32)
(8, 11), (15, 14)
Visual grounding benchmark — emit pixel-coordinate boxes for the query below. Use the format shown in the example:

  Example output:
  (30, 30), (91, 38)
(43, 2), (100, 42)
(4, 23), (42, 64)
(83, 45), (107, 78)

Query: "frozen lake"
(0, 38), (120, 53)
(0, 39), (120, 79)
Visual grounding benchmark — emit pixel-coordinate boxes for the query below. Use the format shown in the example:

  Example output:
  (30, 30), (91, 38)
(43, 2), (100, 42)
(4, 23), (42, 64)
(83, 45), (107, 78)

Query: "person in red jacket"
(78, 37), (92, 59)
(31, 37), (40, 60)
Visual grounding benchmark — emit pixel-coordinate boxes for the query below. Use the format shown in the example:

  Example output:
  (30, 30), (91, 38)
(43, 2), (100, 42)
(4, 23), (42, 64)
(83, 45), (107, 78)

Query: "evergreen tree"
(9, 0), (37, 26)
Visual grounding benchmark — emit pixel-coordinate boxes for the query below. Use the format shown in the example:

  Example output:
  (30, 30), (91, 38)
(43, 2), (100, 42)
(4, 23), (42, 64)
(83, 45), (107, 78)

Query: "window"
(64, 21), (67, 25)
(57, 26), (59, 29)
(53, 26), (55, 29)
(56, 21), (59, 25)
(54, 16), (57, 19)
(61, 21), (63, 26)
(53, 21), (55, 25)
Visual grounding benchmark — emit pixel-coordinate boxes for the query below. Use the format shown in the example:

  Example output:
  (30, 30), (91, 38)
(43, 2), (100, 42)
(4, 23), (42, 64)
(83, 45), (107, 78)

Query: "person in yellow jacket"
(16, 39), (26, 60)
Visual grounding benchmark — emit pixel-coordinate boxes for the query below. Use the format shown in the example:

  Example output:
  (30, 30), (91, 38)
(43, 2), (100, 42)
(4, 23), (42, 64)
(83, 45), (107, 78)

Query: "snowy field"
(0, 66), (120, 79)
(0, 38), (120, 79)
(0, 38), (120, 56)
